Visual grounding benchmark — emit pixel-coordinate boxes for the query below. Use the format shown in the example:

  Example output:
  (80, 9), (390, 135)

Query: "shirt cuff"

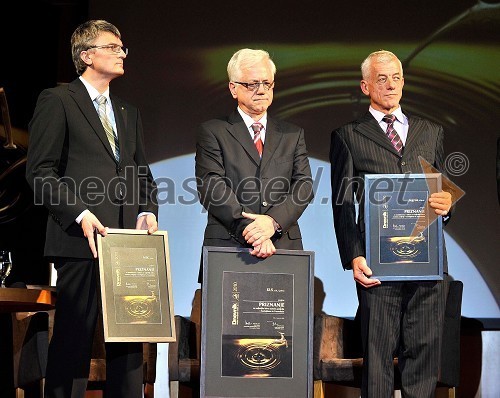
(76, 209), (90, 224)
(137, 212), (155, 219)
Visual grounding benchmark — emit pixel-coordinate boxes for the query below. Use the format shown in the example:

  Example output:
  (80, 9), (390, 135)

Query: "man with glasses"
(330, 50), (452, 397)
(195, 48), (313, 278)
(26, 20), (157, 397)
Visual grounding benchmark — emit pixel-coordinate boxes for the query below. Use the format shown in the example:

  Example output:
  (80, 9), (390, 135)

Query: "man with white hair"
(330, 50), (452, 397)
(195, 48), (313, 278)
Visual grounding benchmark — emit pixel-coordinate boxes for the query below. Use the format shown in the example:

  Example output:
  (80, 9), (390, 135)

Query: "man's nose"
(255, 83), (266, 93)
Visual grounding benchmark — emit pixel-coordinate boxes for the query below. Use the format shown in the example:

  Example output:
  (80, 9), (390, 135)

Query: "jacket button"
(401, 161), (406, 166)
(262, 201), (268, 207)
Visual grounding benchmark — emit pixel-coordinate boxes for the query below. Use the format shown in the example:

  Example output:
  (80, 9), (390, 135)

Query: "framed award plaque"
(364, 173), (444, 281)
(96, 229), (176, 342)
(200, 246), (314, 398)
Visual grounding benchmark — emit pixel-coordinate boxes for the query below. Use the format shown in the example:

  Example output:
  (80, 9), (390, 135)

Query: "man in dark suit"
(196, 48), (313, 271)
(26, 20), (158, 398)
(330, 50), (452, 397)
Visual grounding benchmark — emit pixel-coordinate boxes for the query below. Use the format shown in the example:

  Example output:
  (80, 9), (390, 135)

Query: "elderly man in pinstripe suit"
(330, 50), (452, 397)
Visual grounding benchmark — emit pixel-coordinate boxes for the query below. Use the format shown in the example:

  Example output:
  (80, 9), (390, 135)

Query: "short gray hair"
(71, 20), (121, 75)
(361, 50), (403, 80)
(227, 48), (277, 82)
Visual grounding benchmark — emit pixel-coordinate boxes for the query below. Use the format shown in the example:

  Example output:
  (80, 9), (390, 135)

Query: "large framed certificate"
(96, 229), (175, 342)
(201, 246), (314, 398)
(364, 174), (443, 281)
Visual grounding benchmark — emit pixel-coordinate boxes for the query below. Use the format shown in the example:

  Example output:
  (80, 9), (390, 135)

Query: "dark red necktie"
(382, 114), (403, 153)
(251, 123), (264, 157)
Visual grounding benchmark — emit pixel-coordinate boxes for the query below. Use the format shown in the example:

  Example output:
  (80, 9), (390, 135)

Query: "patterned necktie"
(382, 114), (403, 153)
(95, 95), (120, 161)
(251, 122), (264, 157)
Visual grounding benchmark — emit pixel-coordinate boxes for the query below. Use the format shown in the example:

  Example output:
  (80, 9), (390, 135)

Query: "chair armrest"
(12, 311), (49, 388)
(143, 343), (157, 384)
(313, 314), (347, 379)
(168, 315), (200, 382)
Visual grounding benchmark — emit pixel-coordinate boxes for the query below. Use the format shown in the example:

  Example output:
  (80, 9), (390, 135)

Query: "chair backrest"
(168, 289), (202, 389)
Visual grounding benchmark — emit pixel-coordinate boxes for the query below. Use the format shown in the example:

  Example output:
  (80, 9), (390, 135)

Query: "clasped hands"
(81, 212), (158, 258)
(241, 211), (277, 258)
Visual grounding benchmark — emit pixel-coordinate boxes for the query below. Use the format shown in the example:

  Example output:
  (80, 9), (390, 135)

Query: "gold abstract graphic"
(124, 295), (157, 319)
(389, 234), (426, 259)
(234, 334), (288, 373)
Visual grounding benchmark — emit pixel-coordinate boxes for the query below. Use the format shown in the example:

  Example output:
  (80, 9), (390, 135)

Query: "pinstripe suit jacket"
(330, 111), (447, 270)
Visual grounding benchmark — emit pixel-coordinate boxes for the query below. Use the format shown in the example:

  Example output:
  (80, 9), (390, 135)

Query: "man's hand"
(249, 239), (276, 258)
(80, 212), (107, 258)
(352, 256), (381, 288)
(136, 214), (158, 234)
(242, 212), (276, 246)
(428, 191), (452, 216)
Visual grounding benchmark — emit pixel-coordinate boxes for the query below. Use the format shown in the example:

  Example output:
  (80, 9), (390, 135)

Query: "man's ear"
(228, 82), (237, 98)
(360, 80), (370, 96)
(81, 50), (92, 66)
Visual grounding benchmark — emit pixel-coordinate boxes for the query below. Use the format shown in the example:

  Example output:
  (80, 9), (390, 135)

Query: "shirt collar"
(369, 106), (404, 124)
(237, 107), (267, 130)
(79, 76), (110, 103)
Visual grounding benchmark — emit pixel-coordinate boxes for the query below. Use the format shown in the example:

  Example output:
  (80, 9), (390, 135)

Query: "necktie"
(251, 122), (264, 157)
(382, 114), (403, 153)
(95, 95), (120, 161)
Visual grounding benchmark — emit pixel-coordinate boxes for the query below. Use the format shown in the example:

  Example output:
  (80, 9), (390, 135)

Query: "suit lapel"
(355, 112), (402, 157)
(68, 79), (117, 162)
(404, 114), (425, 151)
(260, 117), (283, 170)
(227, 111), (261, 165)
(111, 94), (127, 158)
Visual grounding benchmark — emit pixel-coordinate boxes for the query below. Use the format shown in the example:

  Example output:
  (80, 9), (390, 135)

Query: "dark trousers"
(357, 280), (447, 398)
(44, 258), (143, 398)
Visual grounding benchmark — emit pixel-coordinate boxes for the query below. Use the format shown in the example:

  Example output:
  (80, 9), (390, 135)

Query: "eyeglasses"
(233, 81), (274, 91)
(87, 44), (128, 55)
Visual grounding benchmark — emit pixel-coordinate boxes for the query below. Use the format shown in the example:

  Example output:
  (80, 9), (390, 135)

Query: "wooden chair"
(313, 280), (463, 398)
(11, 310), (51, 398)
(168, 289), (202, 398)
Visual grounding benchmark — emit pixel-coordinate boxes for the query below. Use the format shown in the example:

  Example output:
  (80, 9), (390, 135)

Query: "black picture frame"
(96, 228), (176, 342)
(364, 173), (444, 281)
(200, 246), (314, 398)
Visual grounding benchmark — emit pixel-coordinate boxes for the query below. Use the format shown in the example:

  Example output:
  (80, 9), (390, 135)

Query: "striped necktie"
(382, 114), (403, 153)
(95, 95), (120, 161)
(251, 122), (264, 157)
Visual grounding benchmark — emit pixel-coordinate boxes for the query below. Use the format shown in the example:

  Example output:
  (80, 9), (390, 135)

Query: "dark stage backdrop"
(0, 0), (498, 318)
(89, 0), (500, 314)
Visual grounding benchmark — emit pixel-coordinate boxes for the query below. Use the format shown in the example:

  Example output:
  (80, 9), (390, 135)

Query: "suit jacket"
(330, 111), (447, 270)
(195, 110), (313, 250)
(26, 78), (157, 259)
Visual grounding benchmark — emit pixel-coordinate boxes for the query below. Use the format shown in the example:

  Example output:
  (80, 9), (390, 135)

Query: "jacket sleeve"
(195, 122), (250, 242)
(134, 109), (158, 217)
(265, 127), (314, 233)
(25, 89), (88, 230)
(330, 129), (365, 269)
